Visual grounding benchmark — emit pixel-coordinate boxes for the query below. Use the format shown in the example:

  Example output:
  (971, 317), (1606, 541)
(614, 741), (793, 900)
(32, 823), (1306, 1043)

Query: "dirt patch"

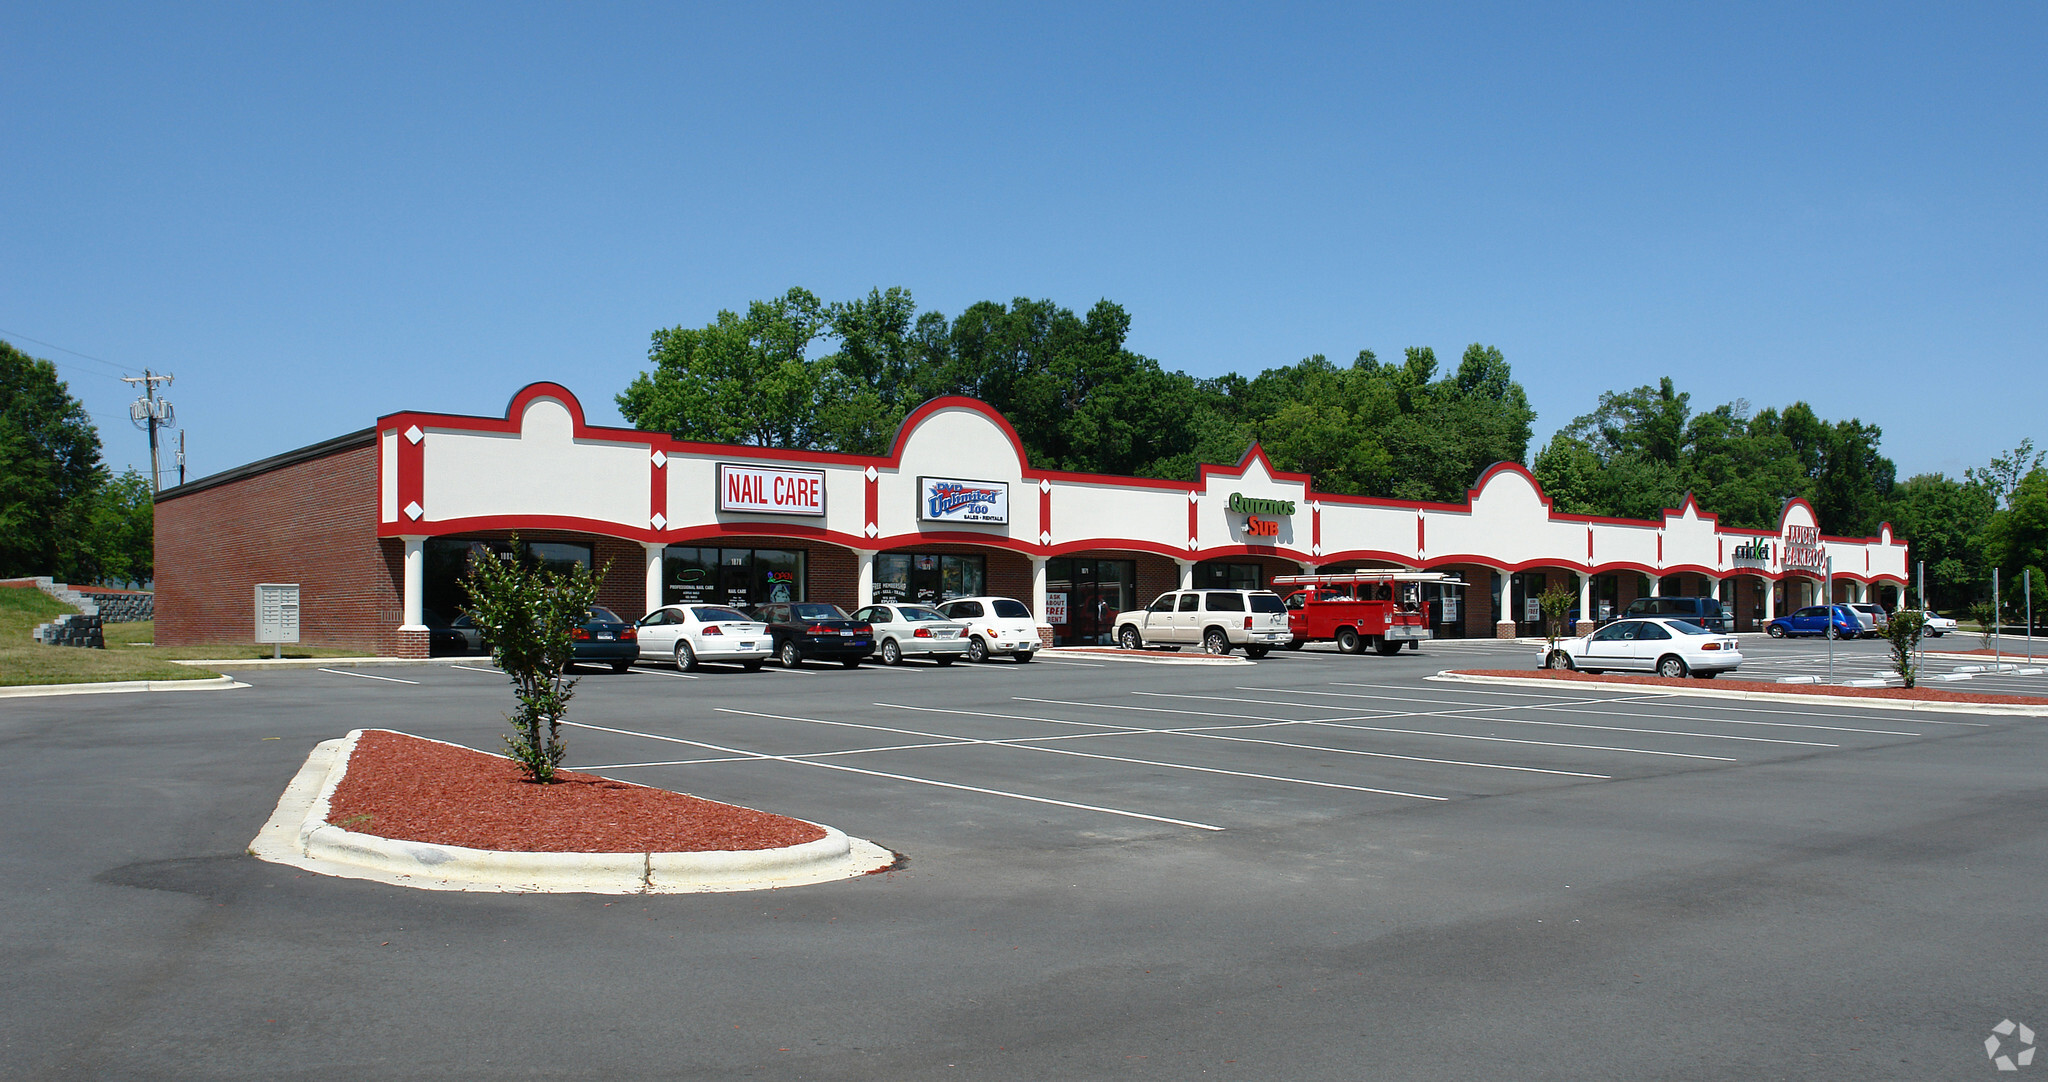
(324, 730), (827, 853)
(1453, 669), (2048, 705)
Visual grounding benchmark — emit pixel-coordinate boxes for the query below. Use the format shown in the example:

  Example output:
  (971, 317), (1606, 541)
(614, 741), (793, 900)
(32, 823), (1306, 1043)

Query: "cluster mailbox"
(254, 583), (300, 658)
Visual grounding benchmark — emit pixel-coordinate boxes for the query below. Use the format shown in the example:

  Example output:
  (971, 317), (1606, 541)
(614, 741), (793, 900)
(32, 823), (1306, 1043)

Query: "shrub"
(459, 536), (605, 783)
(1887, 609), (1926, 689)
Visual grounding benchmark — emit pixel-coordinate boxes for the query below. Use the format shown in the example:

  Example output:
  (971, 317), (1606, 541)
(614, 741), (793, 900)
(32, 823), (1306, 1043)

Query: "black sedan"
(749, 602), (874, 668)
(571, 605), (640, 672)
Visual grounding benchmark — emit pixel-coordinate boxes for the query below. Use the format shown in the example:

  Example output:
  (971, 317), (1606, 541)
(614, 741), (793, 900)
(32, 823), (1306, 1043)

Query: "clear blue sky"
(5, 3), (2041, 490)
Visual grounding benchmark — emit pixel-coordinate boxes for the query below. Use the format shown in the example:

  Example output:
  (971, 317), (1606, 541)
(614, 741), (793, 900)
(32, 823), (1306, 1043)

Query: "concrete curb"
(1041, 648), (1255, 666)
(1430, 671), (2048, 717)
(249, 730), (898, 894)
(174, 656), (478, 671)
(0, 674), (249, 699)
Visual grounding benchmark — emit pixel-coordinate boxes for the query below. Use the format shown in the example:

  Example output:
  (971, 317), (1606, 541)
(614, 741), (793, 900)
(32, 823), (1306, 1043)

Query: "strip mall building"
(155, 383), (1911, 656)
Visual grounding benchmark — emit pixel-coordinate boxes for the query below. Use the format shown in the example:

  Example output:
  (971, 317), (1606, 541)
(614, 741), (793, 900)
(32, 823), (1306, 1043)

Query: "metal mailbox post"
(254, 583), (301, 659)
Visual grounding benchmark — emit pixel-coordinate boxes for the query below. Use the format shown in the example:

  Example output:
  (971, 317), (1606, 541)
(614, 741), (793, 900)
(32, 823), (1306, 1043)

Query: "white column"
(857, 551), (876, 607)
(400, 536), (427, 630)
(1297, 560), (1317, 574)
(1578, 570), (1592, 631)
(643, 542), (664, 615)
(1030, 557), (1050, 634)
(1764, 577), (1777, 622)
(1649, 574), (1662, 598)
(1176, 559), (1195, 590)
(1494, 572), (1509, 631)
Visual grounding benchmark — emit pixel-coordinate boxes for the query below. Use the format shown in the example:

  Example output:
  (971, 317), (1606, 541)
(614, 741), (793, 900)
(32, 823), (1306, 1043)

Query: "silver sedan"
(848, 604), (971, 666)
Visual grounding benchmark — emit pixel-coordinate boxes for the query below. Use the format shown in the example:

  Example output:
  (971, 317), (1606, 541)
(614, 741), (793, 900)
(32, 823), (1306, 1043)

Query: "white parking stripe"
(880, 702), (1610, 778)
(451, 665), (502, 676)
(1136, 691), (1839, 746)
(1018, 696), (1735, 760)
(317, 668), (418, 684)
(628, 666), (699, 679)
(718, 708), (1449, 801)
(561, 719), (1227, 830)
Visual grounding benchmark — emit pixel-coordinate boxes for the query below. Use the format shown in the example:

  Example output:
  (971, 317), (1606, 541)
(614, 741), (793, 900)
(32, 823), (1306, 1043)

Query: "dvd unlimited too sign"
(919, 477), (1008, 524)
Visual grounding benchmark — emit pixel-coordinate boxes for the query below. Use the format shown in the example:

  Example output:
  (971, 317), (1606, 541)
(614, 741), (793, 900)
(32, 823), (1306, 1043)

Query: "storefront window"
(423, 539), (593, 627)
(875, 552), (985, 605)
(662, 546), (805, 608)
(1197, 562), (1264, 590)
(1047, 557), (1137, 645)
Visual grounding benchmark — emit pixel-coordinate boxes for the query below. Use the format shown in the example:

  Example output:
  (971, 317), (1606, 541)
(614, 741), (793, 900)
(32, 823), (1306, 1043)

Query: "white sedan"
(1916, 610), (1960, 637)
(848, 604), (971, 665)
(1541, 617), (1743, 678)
(634, 604), (772, 671)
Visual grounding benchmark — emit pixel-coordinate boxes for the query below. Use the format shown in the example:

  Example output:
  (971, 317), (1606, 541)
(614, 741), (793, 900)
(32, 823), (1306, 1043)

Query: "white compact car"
(935, 596), (1040, 662)
(1542, 617), (1743, 678)
(1916, 610), (1959, 637)
(848, 603), (971, 665)
(633, 604), (772, 671)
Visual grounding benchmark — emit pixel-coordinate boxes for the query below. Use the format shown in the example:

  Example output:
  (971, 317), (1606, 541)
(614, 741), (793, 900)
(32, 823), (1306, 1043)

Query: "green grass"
(1, 589), (373, 687)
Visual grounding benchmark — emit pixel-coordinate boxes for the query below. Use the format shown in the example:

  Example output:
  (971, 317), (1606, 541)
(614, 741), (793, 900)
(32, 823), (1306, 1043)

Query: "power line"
(0, 326), (137, 378)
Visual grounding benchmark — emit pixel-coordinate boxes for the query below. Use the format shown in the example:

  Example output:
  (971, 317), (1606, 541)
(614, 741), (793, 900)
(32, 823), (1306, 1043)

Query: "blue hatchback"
(1766, 604), (1862, 639)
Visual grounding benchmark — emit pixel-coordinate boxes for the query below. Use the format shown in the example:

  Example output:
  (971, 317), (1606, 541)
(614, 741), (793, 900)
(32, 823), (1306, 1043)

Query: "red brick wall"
(156, 441), (412, 654)
(1135, 553), (1181, 607)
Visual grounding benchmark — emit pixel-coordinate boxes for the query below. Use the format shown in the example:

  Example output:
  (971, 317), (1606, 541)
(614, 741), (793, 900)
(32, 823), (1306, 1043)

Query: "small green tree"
(459, 537), (605, 782)
(1539, 582), (1578, 653)
(1886, 608), (1925, 688)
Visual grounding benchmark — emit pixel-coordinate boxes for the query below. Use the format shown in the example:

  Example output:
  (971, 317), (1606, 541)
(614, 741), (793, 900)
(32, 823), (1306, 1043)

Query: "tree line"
(619, 286), (2033, 613)
(0, 339), (154, 586)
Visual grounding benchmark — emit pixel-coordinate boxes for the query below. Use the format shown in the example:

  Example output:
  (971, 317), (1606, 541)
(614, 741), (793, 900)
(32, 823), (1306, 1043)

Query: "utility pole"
(121, 371), (175, 494)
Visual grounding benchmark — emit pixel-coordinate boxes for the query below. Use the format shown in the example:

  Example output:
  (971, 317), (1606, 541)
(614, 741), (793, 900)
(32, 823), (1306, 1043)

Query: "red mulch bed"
(324, 730), (827, 853)
(1454, 669), (2048, 705)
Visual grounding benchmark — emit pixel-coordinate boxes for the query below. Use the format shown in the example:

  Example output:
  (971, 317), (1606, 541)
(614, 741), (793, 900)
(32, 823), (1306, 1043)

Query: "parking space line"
(881, 703), (1609, 778)
(317, 668), (418, 684)
(1138, 691), (1840, 746)
(451, 665), (502, 676)
(1019, 696), (1735, 760)
(1249, 686), (1918, 737)
(562, 719), (1228, 830)
(719, 708), (1450, 802)
(628, 666), (700, 680)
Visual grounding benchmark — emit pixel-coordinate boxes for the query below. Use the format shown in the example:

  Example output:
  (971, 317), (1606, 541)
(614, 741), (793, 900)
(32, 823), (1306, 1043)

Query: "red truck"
(1270, 572), (1463, 655)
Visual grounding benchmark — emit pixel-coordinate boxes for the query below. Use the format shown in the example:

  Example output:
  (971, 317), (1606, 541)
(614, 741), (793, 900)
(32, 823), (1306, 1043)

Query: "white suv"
(935, 597), (1040, 662)
(1114, 589), (1293, 657)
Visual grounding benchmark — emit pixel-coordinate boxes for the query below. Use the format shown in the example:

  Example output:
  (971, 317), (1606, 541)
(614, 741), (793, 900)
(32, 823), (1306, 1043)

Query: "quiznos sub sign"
(920, 477), (1008, 524)
(1230, 492), (1294, 539)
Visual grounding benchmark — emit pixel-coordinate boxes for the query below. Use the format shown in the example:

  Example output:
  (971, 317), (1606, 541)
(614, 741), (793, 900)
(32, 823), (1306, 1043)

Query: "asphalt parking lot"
(5, 638), (2046, 1079)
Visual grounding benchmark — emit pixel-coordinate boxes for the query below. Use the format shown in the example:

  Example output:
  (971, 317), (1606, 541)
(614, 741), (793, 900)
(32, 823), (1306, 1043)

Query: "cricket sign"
(919, 477), (1009, 524)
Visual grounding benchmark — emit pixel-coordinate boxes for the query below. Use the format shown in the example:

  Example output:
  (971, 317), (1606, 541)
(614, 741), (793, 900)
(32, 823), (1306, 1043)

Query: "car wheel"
(1203, 628), (1232, 656)
(967, 637), (989, 663)
(779, 641), (803, 668)
(1244, 646), (1269, 659)
(1657, 655), (1688, 678)
(880, 639), (902, 666)
(1767, 625), (1786, 638)
(933, 655), (955, 666)
(842, 657), (861, 669)
(674, 641), (698, 672)
(1929, 629), (1943, 637)
(1334, 627), (1361, 654)
(611, 659), (633, 674)
(1826, 625), (1838, 640)
(1118, 625), (1143, 650)
(1546, 650), (1574, 671)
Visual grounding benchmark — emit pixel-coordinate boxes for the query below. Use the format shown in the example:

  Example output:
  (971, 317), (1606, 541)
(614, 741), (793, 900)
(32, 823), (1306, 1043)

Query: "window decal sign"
(919, 477), (1008, 524)
(718, 464), (826, 516)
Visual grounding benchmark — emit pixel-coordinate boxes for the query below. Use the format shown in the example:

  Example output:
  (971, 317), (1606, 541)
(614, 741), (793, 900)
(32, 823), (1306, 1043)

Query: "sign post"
(1824, 557), (1834, 685)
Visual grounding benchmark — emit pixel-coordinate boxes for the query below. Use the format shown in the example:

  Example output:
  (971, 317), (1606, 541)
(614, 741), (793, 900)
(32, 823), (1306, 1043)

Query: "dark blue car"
(1766, 604), (1862, 639)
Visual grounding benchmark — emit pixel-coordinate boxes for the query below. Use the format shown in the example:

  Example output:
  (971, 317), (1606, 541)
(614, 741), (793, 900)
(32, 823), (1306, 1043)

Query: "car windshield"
(1668, 622), (1712, 635)
(692, 607), (750, 622)
(991, 599), (1031, 619)
(1250, 594), (1286, 614)
(790, 603), (849, 621)
(587, 606), (620, 624)
(899, 606), (948, 622)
